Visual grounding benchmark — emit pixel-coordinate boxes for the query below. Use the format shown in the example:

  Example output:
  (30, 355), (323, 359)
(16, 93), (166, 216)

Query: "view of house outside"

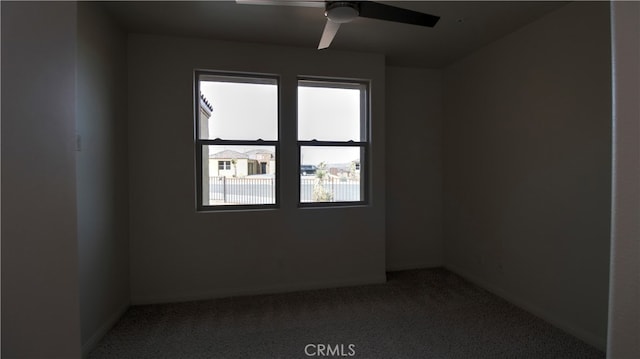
(198, 76), (364, 206)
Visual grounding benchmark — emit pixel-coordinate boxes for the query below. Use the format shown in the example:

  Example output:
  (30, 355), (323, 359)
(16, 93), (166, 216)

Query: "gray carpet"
(89, 268), (604, 358)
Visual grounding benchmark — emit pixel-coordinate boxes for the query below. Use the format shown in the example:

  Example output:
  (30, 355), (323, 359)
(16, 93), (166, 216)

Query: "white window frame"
(194, 71), (280, 211)
(297, 78), (370, 207)
(218, 160), (231, 170)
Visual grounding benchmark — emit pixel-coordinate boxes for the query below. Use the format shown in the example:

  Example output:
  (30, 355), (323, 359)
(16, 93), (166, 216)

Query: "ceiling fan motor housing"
(325, 2), (359, 23)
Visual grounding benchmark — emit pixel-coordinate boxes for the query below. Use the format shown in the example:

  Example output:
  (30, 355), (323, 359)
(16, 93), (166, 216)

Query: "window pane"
(300, 146), (363, 203)
(298, 81), (364, 141)
(203, 145), (276, 206)
(199, 76), (278, 141)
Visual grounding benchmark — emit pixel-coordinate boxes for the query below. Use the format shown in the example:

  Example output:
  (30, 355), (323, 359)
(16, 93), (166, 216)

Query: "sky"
(200, 80), (363, 165)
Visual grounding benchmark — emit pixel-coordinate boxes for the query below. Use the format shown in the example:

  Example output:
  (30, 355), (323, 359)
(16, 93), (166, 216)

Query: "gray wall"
(77, 2), (130, 354)
(608, 1), (640, 357)
(386, 66), (443, 270)
(443, 1), (611, 349)
(128, 34), (386, 304)
(1, 2), (83, 358)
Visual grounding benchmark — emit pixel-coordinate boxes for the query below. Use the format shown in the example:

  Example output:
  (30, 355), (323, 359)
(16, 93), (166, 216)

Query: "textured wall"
(607, 1), (640, 357)
(77, 2), (130, 354)
(1, 2), (82, 357)
(127, 34), (386, 304)
(386, 66), (444, 271)
(443, 2), (611, 349)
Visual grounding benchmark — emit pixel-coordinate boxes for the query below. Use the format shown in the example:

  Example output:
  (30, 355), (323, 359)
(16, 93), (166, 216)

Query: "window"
(298, 79), (368, 205)
(218, 161), (231, 170)
(195, 72), (279, 209)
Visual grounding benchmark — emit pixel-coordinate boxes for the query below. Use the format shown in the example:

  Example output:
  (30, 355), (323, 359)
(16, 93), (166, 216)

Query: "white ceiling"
(102, 1), (568, 68)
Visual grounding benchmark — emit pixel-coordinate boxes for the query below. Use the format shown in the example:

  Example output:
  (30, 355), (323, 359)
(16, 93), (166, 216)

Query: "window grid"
(194, 72), (370, 211)
(297, 78), (370, 207)
(195, 71), (280, 211)
(218, 161), (231, 170)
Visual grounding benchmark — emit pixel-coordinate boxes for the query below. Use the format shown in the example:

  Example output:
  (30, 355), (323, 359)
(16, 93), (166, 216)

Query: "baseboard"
(386, 261), (443, 272)
(131, 274), (387, 305)
(445, 264), (606, 351)
(81, 302), (130, 358)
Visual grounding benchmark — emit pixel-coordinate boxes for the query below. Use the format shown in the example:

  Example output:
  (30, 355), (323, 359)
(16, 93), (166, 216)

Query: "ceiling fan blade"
(318, 20), (340, 49)
(358, 1), (440, 27)
(235, 0), (325, 8)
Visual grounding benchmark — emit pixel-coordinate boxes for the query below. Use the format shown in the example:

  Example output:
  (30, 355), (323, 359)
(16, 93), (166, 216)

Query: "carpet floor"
(89, 268), (604, 358)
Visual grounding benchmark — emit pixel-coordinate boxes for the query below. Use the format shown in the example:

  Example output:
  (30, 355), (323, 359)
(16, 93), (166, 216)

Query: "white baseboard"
(445, 264), (606, 351)
(81, 302), (130, 358)
(386, 262), (443, 272)
(131, 274), (387, 305)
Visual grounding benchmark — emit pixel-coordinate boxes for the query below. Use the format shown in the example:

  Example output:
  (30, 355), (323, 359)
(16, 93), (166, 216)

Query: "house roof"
(199, 92), (213, 112)
(210, 149), (275, 160)
(210, 150), (246, 160)
(243, 149), (275, 159)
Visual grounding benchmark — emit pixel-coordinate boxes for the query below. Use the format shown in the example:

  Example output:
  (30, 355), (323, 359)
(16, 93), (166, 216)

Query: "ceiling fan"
(236, 1), (440, 49)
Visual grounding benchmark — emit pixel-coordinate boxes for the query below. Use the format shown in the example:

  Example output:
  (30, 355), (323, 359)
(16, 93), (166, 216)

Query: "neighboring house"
(199, 95), (277, 179)
(209, 149), (275, 177)
(327, 160), (360, 178)
(200, 93), (214, 194)
(199, 92), (213, 136)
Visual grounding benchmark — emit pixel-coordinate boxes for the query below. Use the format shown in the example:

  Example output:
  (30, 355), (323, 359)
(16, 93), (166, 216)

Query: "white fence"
(208, 176), (361, 204)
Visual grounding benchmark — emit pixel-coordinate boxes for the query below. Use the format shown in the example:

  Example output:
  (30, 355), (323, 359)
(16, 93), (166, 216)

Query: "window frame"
(217, 160), (231, 170)
(194, 70), (280, 211)
(297, 77), (370, 207)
